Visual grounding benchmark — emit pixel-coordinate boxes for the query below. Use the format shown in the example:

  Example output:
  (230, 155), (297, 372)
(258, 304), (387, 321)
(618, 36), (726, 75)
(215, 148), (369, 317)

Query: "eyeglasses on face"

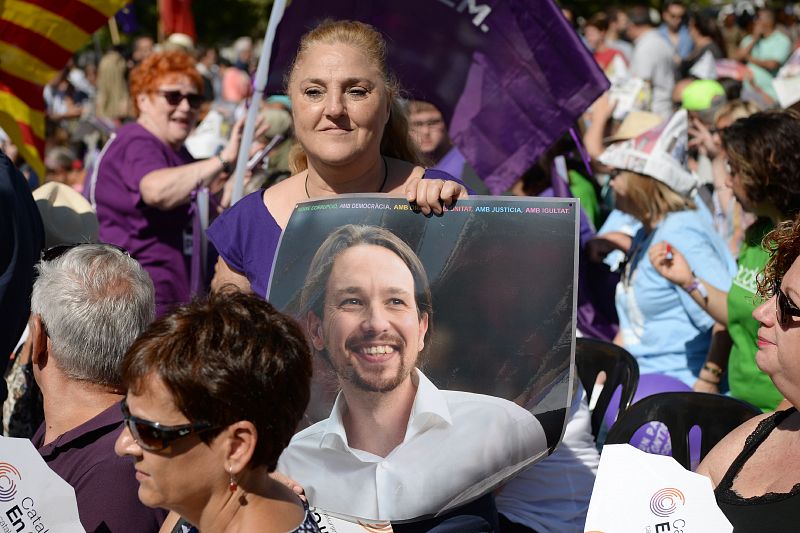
(774, 281), (800, 327)
(409, 118), (444, 130)
(121, 398), (216, 452)
(41, 243), (129, 263)
(157, 89), (204, 109)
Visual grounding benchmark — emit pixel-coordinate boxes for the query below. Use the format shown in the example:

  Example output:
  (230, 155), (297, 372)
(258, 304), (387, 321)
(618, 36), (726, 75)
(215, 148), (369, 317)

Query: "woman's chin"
(137, 486), (164, 509)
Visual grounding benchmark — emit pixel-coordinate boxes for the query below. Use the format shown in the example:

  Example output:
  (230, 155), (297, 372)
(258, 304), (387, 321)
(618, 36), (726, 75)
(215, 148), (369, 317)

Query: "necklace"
(305, 156), (389, 198)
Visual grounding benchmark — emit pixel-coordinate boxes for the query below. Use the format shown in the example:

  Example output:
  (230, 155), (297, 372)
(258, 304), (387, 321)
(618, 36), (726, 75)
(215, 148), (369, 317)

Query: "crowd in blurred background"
(6, 1), (800, 532)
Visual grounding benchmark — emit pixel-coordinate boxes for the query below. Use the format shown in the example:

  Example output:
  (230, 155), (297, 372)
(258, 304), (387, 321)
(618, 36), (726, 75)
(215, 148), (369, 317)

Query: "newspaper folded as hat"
(599, 109), (697, 197)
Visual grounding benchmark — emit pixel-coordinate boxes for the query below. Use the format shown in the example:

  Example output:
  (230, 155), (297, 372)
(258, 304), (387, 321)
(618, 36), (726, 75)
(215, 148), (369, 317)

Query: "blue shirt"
(658, 24), (694, 59)
(615, 209), (735, 386)
(598, 209), (642, 271)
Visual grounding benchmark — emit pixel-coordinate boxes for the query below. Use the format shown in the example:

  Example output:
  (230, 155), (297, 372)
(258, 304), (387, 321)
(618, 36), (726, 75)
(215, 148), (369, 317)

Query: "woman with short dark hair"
(114, 291), (319, 533)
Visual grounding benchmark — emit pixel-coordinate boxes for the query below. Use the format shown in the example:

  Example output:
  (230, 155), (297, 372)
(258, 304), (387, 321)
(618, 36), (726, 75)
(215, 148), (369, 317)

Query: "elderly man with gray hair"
(28, 244), (165, 533)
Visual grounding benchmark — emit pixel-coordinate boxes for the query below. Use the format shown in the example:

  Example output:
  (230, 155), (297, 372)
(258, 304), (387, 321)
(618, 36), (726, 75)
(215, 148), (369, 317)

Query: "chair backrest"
(575, 338), (640, 439)
(604, 391), (763, 469)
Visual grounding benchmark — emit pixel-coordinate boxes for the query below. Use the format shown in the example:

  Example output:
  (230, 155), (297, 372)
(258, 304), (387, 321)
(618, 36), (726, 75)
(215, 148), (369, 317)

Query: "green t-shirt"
(568, 170), (600, 230)
(727, 218), (783, 411)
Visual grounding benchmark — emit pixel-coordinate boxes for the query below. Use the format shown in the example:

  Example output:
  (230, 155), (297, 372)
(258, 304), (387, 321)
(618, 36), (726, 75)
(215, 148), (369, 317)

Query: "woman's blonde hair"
(96, 50), (131, 121)
(618, 170), (695, 223)
(285, 20), (421, 173)
(713, 99), (760, 127)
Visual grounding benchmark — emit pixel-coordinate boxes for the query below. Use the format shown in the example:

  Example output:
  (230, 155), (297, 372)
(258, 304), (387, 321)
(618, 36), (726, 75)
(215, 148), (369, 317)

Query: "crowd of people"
(3, 1), (800, 532)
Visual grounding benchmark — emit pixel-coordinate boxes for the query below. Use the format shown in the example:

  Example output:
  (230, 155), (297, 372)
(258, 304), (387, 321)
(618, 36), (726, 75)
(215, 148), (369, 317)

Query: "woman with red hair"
(93, 51), (249, 316)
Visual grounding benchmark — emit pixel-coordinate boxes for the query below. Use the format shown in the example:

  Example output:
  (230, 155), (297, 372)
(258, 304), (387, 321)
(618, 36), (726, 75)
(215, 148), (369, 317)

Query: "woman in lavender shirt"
(93, 51), (254, 316)
(208, 20), (467, 296)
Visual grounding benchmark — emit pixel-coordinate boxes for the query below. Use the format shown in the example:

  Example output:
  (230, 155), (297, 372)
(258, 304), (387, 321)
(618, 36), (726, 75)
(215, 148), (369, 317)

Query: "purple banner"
(267, 0), (609, 194)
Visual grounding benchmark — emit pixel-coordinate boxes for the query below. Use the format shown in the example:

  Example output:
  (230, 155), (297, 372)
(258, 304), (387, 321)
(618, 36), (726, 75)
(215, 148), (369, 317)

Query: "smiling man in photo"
(278, 224), (547, 521)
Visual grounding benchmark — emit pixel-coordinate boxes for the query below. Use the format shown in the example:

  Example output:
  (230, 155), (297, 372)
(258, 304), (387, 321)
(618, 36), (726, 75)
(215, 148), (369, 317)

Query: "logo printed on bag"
(0, 463), (21, 502)
(649, 488), (685, 517)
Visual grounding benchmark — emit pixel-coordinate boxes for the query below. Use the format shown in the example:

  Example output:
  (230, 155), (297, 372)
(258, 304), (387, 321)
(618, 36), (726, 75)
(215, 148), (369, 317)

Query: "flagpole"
(108, 17), (120, 45)
(230, 0), (287, 205)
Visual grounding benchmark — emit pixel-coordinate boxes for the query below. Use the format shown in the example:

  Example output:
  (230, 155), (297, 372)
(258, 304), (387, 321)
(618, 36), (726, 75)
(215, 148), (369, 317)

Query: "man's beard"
(345, 357), (412, 393)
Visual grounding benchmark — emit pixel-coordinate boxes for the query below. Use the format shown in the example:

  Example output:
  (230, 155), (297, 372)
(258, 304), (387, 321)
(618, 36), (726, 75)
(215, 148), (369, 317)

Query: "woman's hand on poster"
(405, 176), (468, 215)
(648, 241), (693, 288)
(270, 471), (306, 502)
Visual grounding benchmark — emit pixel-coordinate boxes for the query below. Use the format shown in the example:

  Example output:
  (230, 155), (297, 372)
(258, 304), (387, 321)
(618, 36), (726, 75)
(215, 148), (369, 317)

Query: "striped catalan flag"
(0, 0), (128, 176)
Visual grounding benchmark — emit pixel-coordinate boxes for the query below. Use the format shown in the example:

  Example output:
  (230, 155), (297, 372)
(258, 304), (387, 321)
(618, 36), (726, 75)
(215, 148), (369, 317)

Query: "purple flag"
(115, 3), (139, 34)
(267, 0), (609, 194)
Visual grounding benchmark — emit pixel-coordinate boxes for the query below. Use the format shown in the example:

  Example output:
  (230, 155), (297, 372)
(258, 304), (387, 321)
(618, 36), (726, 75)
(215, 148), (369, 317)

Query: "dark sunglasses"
(775, 282), (800, 327)
(121, 398), (216, 451)
(157, 90), (204, 109)
(41, 243), (128, 262)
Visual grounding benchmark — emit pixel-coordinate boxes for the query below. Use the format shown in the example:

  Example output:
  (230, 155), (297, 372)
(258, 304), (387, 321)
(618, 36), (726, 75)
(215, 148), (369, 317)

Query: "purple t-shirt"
(95, 122), (194, 316)
(207, 169), (462, 298)
(33, 402), (166, 533)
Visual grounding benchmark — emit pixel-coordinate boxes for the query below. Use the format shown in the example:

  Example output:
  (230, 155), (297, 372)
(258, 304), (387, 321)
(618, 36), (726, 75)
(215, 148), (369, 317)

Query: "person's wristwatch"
(217, 153), (233, 174)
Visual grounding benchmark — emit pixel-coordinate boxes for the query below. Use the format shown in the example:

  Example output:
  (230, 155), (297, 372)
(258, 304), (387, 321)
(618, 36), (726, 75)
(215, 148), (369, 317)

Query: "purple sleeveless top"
(207, 169), (462, 298)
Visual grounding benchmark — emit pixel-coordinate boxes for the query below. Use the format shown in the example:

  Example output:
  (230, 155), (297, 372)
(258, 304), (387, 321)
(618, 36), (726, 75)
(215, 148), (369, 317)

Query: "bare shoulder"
(696, 412), (770, 486)
(263, 172), (306, 229)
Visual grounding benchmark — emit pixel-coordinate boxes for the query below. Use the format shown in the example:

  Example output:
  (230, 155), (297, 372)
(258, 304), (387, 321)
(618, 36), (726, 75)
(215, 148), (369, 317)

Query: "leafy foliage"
(131, 0), (273, 44)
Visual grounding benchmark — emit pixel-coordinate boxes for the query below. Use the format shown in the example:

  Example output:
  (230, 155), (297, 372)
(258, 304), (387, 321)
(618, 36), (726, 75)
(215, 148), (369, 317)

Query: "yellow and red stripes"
(0, 0), (127, 175)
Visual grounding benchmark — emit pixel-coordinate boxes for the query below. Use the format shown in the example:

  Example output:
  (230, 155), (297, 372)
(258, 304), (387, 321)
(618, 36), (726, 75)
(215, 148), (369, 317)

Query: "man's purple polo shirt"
(33, 402), (165, 533)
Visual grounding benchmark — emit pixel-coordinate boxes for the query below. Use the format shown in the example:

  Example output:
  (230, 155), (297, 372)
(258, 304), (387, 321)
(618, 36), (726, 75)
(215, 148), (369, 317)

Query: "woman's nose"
(324, 91), (345, 117)
(752, 294), (777, 326)
(114, 424), (142, 458)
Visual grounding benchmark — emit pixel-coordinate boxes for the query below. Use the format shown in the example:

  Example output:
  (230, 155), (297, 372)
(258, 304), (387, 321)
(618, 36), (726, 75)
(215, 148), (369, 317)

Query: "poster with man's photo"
(268, 195), (578, 523)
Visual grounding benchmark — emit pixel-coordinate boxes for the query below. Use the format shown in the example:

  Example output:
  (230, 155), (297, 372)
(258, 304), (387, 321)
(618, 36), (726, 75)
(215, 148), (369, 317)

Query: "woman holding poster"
(598, 109), (736, 387)
(207, 20), (467, 297)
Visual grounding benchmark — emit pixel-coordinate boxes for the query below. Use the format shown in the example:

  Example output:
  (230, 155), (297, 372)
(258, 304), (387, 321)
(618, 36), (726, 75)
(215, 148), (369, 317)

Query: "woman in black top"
(696, 216), (800, 532)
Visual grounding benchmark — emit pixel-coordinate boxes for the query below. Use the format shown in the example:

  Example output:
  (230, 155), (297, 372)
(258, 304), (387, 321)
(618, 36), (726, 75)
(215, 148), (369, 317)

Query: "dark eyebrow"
(329, 286), (412, 298)
(331, 287), (362, 297)
(385, 287), (413, 297)
(299, 77), (375, 87)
